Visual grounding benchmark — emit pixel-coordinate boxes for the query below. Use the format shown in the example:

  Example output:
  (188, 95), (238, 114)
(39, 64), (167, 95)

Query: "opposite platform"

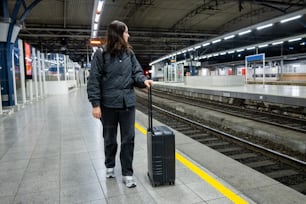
(154, 82), (306, 107)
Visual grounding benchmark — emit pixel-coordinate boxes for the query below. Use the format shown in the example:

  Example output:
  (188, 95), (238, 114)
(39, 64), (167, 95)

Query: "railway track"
(150, 88), (306, 134)
(136, 95), (306, 195)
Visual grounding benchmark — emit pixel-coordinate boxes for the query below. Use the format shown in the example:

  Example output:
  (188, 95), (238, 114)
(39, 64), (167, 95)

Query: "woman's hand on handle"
(144, 79), (154, 88)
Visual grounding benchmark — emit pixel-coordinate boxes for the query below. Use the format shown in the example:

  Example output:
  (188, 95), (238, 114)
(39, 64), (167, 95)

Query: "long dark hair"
(106, 20), (132, 56)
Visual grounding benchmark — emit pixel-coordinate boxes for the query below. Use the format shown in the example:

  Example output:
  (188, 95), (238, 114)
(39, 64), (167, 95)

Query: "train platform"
(0, 87), (305, 204)
(154, 81), (306, 107)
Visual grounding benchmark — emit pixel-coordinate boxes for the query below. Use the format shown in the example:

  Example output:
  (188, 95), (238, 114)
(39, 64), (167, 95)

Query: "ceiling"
(7, 0), (306, 68)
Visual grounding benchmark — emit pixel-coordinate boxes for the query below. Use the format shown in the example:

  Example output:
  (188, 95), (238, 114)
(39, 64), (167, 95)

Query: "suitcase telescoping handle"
(148, 86), (153, 132)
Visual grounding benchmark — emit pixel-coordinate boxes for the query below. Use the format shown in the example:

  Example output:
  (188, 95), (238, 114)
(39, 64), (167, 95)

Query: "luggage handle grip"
(148, 86), (153, 131)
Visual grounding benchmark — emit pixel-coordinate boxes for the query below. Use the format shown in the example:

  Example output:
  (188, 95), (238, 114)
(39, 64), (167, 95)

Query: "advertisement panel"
(24, 42), (32, 79)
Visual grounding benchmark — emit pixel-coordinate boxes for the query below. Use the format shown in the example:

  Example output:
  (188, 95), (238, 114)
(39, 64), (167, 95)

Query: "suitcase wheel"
(169, 181), (175, 185)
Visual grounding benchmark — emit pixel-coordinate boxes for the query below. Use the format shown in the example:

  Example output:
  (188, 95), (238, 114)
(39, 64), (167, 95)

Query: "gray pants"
(101, 106), (135, 176)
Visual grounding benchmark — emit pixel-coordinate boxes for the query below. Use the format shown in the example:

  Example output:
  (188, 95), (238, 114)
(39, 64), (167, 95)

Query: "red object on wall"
(242, 68), (246, 76)
(24, 42), (32, 79)
(228, 69), (232, 75)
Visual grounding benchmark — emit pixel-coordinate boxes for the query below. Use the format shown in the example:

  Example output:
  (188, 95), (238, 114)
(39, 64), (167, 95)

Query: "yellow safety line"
(135, 122), (248, 204)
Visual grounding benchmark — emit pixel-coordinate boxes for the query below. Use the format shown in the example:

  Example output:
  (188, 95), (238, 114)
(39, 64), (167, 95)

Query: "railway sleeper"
(230, 153), (258, 160)
(204, 142), (229, 147)
(290, 182), (306, 193)
(245, 160), (276, 168)
(266, 169), (299, 179)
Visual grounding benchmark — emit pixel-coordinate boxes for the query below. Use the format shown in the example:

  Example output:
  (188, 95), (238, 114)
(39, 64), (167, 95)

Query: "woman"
(87, 20), (153, 188)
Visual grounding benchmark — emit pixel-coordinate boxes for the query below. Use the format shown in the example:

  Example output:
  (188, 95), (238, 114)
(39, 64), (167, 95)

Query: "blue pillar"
(189, 66), (195, 76)
(0, 42), (15, 106)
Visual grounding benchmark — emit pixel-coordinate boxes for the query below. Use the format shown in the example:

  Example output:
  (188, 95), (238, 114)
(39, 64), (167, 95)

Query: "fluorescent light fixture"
(224, 35), (235, 40)
(97, 0), (104, 12)
(188, 48), (193, 51)
(246, 46), (255, 50)
(258, 44), (268, 48)
(202, 42), (210, 47)
(280, 15), (302, 23)
(212, 39), (221, 44)
(272, 41), (283, 45)
(213, 53), (219, 56)
(194, 45), (201, 49)
(288, 37), (302, 42)
(92, 31), (97, 37)
(182, 49), (187, 53)
(238, 30), (251, 35)
(94, 14), (101, 22)
(93, 23), (98, 30)
(176, 51), (182, 55)
(256, 23), (273, 30)
(236, 48), (244, 52)
(220, 52), (226, 55)
(228, 50), (235, 54)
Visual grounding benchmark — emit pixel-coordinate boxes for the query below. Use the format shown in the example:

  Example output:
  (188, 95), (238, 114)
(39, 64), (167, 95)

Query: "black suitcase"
(147, 87), (175, 187)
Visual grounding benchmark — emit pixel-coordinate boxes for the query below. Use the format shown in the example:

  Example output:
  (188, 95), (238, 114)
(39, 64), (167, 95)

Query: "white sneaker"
(106, 168), (115, 178)
(122, 176), (136, 188)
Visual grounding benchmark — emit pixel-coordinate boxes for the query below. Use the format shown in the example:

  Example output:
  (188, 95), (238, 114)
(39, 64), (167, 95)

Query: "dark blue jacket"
(87, 48), (147, 108)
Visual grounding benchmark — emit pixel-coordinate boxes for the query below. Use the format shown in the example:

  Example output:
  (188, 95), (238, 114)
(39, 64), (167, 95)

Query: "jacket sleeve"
(87, 49), (103, 107)
(130, 51), (148, 88)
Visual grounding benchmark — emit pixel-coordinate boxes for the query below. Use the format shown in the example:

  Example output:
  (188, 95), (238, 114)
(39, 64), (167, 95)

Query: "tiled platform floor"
(0, 87), (255, 204)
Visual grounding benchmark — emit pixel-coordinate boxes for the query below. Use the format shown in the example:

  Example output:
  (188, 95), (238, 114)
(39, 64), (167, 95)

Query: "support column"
(0, 39), (16, 106)
(18, 39), (26, 104)
(41, 52), (46, 96)
(0, 16), (21, 106)
(32, 47), (38, 99)
(37, 50), (43, 97)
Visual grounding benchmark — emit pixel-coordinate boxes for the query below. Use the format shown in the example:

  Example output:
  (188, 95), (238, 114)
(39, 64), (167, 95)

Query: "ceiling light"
(238, 30), (251, 36)
(212, 39), (221, 44)
(93, 23), (98, 30)
(194, 45), (201, 49)
(202, 42), (210, 47)
(288, 37), (302, 42)
(236, 48), (244, 52)
(97, 0), (104, 12)
(256, 23), (273, 30)
(246, 47), (255, 50)
(92, 31), (97, 37)
(280, 15), (302, 23)
(258, 44), (268, 48)
(224, 35), (235, 40)
(272, 41), (283, 45)
(94, 14), (101, 22)
(228, 50), (235, 54)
